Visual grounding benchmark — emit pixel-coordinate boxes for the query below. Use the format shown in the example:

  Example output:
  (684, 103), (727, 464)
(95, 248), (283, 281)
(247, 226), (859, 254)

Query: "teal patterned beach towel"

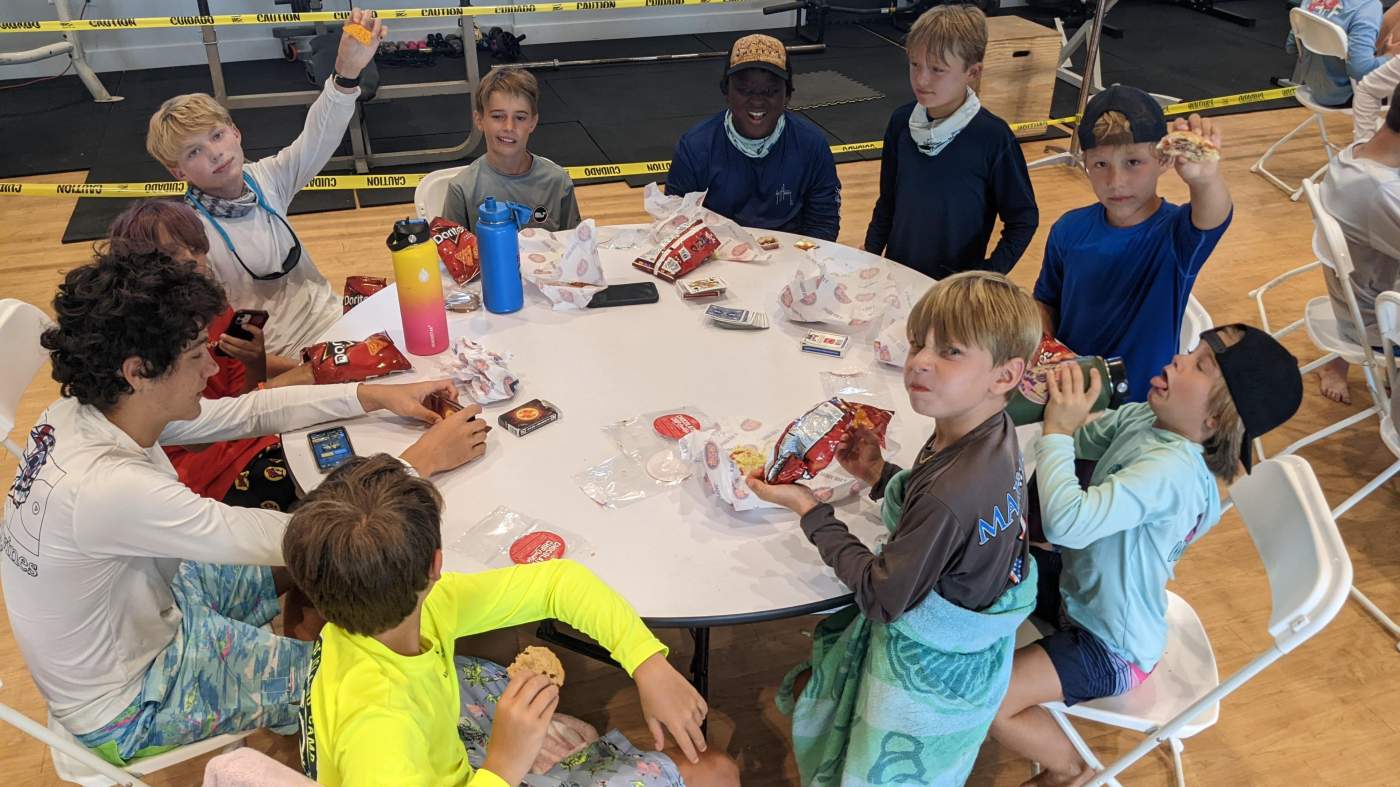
(779, 469), (1037, 786)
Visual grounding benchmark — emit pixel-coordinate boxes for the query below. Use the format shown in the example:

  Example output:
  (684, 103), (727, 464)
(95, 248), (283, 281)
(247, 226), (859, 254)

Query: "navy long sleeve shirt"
(665, 111), (841, 241)
(864, 102), (1038, 279)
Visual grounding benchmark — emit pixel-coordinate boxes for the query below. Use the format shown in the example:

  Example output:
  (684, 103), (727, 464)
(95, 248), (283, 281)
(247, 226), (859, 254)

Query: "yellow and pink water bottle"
(386, 218), (449, 356)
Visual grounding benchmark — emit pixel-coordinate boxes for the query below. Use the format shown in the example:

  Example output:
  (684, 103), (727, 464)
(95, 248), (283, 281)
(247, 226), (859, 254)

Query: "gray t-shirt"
(1319, 143), (1400, 347)
(440, 155), (581, 232)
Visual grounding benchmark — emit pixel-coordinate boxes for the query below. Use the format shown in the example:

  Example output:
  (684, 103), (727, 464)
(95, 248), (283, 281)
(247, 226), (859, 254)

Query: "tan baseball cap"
(726, 34), (790, 81)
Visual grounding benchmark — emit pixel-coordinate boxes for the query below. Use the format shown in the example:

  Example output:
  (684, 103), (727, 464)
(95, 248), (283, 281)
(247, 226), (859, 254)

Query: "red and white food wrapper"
(779, 246), (902, 329)
(632, 218), (721, 282)
(343, 275), (387, 313)
(766, 398), (894, 485)
(519, 219), (607, 311)
(678, 416), (873, 512)
(1017, 334), (1078, 405)
(300, 332), (412, 384)
(643, 183), (771, 263)
(451, 506), (594, 569)
(444, 336), (519, 404)
(429, 217), (481, 285)
(873, 293), (914, 368)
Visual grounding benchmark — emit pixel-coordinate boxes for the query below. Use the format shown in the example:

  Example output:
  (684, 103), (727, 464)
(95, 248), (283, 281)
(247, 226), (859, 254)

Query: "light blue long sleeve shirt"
(1286, 0), (1391, 107)
(1035, 403), (1222, 671)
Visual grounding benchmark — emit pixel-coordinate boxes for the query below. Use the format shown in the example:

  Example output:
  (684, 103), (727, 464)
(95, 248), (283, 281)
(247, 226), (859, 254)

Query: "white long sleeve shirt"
(197, 77), (357, 356)
(1, 384), (363, 734)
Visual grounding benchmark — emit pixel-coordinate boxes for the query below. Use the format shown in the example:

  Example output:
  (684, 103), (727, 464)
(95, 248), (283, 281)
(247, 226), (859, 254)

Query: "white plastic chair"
(1252, 8), (1354, 200)
(1330, 289), (1400, 650)
(1262, 180), (1390, 463)
(1021, 455), (1352, 787)
(1179, 295), (1210, 354)
(0, 677), (251, 787)
(0, 299), (53, 461)
(413, 164), (469, 221)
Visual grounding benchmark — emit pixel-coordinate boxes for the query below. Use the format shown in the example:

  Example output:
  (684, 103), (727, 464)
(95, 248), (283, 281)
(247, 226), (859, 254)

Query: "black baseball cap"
(1199, 324), (1303, 471)
(1077, 85), (1168, 150)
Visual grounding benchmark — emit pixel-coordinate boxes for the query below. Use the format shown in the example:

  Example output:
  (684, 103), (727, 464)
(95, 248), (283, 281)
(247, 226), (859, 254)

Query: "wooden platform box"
(976, 15), (1061, 137)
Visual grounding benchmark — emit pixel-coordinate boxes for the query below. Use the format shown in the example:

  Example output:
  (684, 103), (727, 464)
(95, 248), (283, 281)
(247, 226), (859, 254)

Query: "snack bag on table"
(343, 275), (387, 313)
(301, 332), (412, 383)
(429, 216), (481, 285)
(642, 183), (771, 263)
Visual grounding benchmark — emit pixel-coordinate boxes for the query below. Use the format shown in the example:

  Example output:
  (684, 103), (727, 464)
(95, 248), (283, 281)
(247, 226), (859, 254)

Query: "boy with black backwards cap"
(1034, 86), (1233, 404)
(990, 324), (1303, 787)
(665, 34), (841, 241)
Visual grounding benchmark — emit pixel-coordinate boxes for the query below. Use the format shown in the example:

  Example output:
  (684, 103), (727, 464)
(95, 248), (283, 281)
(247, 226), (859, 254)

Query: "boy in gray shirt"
(442, 69), (581, 232)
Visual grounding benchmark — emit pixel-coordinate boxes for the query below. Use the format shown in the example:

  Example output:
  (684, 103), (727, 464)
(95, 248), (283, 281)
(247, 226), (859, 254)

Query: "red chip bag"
(344, 275), (387, 313)
(1017, 334), (1077, 406)
(300, 332), (412, 384)
(632, 219), (720, 282)
(766, 398), (894, 485)
(430, 216), (481, 285)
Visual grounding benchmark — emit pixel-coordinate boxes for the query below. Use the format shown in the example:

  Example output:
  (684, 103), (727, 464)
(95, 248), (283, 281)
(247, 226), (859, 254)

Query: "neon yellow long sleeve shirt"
(300, 560), (667, 786)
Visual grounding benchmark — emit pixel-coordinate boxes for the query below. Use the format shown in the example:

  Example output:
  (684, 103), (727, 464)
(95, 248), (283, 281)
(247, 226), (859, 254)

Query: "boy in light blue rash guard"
(989, 324), (1303, 787)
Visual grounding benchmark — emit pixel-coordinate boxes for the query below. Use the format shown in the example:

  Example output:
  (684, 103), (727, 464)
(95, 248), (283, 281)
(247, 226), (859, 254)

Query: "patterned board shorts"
(455, 656), (686, 787)
(76, 561), (311, 765)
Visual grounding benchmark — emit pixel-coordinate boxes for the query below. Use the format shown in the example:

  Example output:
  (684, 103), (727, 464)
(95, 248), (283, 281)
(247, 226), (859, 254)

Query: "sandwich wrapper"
(443, 336), (519, 404)
(779, 246), (902, 329)
(643, 183), (771, 263)
(518, 221), (607, 311)
(873, 294), (914, 368)
(678, 416), (873, 513)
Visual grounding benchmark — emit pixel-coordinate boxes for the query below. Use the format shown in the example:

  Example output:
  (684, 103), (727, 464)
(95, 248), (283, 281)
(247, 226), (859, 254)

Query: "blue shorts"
(1035, 619), (1150, 707)
(456, 656), (684, 786)
(76, 562), (311, 764)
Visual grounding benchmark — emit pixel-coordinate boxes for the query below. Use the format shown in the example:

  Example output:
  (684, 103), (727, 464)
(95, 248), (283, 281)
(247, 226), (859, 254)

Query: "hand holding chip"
(335, 8), (385, 81)
(744, 469), (820, 516)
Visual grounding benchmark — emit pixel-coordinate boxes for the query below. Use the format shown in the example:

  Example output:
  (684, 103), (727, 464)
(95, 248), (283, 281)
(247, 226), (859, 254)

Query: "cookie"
(507, 646), (565, 687)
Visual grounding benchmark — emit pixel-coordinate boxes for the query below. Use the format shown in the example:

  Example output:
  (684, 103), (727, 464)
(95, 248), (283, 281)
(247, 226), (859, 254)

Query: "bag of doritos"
(301, 332), (412, 384)
(343, 275), (388, 313)
(430, 217), (481, 285)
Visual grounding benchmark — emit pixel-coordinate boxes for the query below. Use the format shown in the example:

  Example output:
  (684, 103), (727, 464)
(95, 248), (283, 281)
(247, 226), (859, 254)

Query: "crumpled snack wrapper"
(678, 416), (872, 513)
(444, 336), (519, 404)
(1017, 334), (1078, 405)
(643, 183), (771, 263)
(519, 220), (607, 311)
(779, 246), (902, 328)
(301, 332), (412, 384)
(873, 292), (914, 368)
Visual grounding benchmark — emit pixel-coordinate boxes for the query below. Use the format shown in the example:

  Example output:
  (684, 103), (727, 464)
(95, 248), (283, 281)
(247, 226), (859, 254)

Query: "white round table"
(282, 226), (1039, 683)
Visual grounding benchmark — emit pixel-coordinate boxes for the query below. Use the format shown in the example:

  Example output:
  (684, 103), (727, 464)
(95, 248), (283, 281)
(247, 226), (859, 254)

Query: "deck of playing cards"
(498, 399), (561, 437)
(705, 304), (769, 330)
(677, 276), (728, 301)
(801, 330), (850, 357)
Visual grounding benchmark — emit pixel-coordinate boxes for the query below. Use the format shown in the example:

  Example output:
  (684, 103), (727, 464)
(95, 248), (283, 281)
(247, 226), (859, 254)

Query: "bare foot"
(1316, 357), (1351, 405)
(1019, 765), (1096, 787)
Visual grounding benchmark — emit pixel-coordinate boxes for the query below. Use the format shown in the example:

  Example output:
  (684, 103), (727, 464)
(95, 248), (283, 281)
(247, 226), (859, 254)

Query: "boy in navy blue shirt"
(1035, 86), (1233, 403)
(864, 5), (1038, 279)
(666, 34), (841, 241)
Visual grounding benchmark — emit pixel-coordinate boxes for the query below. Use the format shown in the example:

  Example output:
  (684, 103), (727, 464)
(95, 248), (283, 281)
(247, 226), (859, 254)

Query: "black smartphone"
(308, 426), (355, 473)
(215, 309), (270, 357)
(587, 282), (659, 309)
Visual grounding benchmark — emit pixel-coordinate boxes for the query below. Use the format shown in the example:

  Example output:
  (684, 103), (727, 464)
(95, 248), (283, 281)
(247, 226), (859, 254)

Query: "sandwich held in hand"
(1156, 130), (1219, 163)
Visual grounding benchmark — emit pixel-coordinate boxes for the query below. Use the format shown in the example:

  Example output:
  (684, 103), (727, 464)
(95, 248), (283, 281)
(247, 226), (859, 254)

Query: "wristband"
(333, 71), (361, 89)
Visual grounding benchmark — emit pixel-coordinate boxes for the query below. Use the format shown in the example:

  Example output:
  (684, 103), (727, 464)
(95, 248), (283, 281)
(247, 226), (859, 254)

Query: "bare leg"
(669, 747), (741, 787)
(989, 645), (1093, 787)
(1316, 357), (1352, 404)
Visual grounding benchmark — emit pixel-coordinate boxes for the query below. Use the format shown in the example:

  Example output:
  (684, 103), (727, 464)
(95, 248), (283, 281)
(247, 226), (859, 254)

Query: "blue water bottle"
(476, 197), (533, 314)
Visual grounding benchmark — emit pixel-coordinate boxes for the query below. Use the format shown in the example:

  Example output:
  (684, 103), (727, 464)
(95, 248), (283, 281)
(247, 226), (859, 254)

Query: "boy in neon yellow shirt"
(283, 454), (739, 787)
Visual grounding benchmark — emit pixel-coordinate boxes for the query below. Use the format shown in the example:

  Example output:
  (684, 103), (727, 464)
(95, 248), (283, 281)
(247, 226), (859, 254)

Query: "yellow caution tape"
(0, 85), (1305, 197)
(0, 1), (754, 33)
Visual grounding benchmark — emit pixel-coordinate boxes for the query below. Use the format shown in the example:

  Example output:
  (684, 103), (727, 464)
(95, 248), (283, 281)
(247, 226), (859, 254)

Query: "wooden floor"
(3, 106), (1399, 786)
